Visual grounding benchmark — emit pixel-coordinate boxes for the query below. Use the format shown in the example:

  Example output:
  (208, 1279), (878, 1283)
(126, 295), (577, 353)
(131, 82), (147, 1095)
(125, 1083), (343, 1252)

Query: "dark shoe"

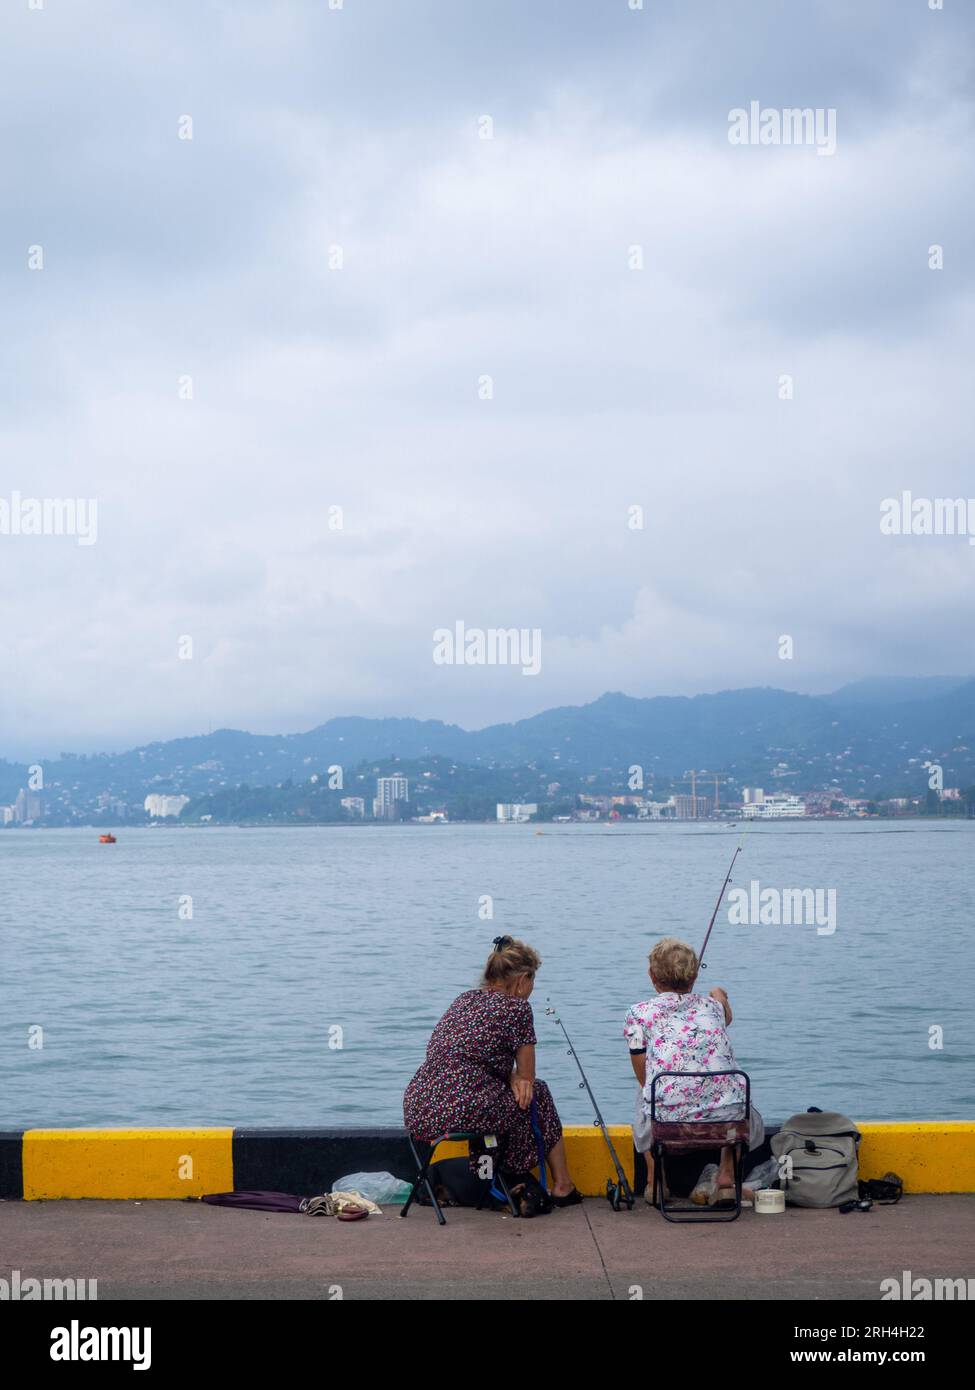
(552, 1187), (583, 1207)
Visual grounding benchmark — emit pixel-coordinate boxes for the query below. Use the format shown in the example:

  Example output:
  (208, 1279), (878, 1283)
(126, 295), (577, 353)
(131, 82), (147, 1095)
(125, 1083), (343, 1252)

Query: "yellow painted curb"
(859, 1122), (975, 1194)
(23, 1129), (234, 1200)
(563, 1126), (635, 1194)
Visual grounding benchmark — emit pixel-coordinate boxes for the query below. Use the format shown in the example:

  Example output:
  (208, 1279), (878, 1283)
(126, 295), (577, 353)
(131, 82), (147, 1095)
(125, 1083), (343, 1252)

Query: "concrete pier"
(1, 1194), (972, 1301)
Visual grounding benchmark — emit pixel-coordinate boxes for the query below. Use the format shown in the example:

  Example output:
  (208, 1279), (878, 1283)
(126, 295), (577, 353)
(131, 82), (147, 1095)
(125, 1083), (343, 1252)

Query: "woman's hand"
(510, 1076), (534, 1110)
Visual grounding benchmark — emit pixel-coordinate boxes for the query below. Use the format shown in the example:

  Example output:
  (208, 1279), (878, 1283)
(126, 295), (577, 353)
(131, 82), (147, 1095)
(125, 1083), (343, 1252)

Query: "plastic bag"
(744, 1156), (781, 1189)
(331, 1172), (413, 1205)
(690, 1163), (719, 1204)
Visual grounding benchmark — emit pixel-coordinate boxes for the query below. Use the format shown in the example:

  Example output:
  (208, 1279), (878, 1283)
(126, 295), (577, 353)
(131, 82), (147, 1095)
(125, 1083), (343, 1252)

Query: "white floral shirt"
(624, 992), (747, 1121)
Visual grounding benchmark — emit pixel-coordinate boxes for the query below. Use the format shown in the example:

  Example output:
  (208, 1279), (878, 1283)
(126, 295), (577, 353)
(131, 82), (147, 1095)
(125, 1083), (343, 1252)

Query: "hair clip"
(492, 935), (513, 950)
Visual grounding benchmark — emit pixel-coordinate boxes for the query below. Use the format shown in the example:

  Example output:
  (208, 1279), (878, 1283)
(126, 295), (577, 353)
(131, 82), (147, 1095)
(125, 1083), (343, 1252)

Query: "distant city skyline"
(3, 679), (972, 828)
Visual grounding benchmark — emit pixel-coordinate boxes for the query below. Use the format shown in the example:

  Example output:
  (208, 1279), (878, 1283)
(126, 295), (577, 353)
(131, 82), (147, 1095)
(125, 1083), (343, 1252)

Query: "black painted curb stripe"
(230, 1126), (778, 1197)
(231, 1127), (418, 1194)
(0, 1130), (24, 1199)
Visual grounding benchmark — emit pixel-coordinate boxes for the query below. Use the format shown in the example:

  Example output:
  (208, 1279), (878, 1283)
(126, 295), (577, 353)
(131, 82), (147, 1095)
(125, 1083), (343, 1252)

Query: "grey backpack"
(770, 1110), (861, 1208)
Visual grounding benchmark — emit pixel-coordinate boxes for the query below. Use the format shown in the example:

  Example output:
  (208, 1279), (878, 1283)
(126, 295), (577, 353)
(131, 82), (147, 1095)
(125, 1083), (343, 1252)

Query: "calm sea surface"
(1, 822), (973, 1128)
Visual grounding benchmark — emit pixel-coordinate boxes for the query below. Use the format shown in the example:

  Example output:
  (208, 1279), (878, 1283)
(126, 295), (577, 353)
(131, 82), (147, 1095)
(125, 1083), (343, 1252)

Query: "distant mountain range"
(2, 677), (974, 814)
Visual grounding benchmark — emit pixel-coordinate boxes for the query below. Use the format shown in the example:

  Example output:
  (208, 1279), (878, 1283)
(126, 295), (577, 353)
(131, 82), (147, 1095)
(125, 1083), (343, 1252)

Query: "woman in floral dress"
(404, 937), (582, 1204)
(624, 937), (763, 1201)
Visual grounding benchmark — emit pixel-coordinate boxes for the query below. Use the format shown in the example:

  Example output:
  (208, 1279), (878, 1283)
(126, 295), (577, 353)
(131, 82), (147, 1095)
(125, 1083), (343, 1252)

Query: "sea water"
(1, 821), (972, 1127)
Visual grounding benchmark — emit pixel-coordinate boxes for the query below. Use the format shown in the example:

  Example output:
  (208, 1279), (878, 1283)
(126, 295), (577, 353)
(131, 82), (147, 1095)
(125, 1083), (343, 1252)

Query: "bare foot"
(644, 1182), (671, 1204)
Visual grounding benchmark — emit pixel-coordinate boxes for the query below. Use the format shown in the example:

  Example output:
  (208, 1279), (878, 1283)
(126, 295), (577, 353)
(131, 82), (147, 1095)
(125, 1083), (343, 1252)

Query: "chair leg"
(399, 1136), (423, 1218)
(732, 1142), (743, 1219)
(401, 1137), (446, 1226)
(657, 1150), (671, 1218)
(492, 1137), (518, 1217)
(494, 1170), (520, 1217)
(478, 1143), (519, 1217)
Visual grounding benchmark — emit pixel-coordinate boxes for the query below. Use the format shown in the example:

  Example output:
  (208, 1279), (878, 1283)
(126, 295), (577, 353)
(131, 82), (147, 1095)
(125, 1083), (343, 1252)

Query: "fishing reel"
(606, 1177), (634, 1211)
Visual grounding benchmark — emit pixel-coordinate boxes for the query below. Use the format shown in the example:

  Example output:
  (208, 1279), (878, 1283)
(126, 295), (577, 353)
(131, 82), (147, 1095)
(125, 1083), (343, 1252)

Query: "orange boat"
(99, 834), (117, 844)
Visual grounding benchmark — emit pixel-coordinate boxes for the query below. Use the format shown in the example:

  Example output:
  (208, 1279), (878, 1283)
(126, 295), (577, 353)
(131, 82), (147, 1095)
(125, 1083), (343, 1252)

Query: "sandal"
(552, 1187), (583, 1207)
(712, 1185), (754, 1208)
(336, 1202), (369, 1222)
(301, 1192), (376, 1219)
(302, 1195), (336, 1217)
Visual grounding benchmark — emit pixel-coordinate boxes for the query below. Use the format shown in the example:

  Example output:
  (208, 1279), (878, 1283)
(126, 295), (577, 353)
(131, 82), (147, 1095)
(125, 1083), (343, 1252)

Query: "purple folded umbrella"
(201, 1190), (306, 1213)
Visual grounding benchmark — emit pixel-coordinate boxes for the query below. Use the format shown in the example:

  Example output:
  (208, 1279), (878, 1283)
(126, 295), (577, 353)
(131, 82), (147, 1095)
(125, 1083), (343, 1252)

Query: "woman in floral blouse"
(624, 937), (763, 1201)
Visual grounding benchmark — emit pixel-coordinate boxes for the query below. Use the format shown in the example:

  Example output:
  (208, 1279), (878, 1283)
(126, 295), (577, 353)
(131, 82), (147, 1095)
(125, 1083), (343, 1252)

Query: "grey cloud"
(0, 0), (972, 757)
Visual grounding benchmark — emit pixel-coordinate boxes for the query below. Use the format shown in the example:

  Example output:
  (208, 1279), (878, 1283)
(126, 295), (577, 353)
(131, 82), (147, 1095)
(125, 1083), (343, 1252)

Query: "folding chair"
(400, 1132), (519, 1226)
(649, 1070), (751, 1223)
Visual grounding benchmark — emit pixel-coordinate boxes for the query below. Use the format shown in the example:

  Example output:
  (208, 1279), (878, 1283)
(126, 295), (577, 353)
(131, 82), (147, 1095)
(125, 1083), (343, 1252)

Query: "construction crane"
(672, 769), (733, 818)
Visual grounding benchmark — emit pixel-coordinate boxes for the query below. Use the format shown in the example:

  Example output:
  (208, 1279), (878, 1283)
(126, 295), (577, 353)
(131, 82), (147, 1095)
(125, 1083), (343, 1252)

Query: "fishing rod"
(544, 999), (635, 1211)
(697, 832), (747, 972)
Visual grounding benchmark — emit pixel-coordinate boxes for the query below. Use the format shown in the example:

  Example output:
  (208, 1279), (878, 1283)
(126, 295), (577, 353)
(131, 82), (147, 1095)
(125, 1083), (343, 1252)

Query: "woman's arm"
(514, 1043), (536, 1081)
(709, 987), (732, 1026)
(625, 1014), (647, 1087)
(511, 1043), (536, 1109)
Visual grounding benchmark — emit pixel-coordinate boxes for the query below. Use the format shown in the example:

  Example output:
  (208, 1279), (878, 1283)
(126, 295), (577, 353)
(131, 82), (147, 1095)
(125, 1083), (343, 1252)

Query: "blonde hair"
(649, 937), (699, 992)
(481, 936), (541, 988)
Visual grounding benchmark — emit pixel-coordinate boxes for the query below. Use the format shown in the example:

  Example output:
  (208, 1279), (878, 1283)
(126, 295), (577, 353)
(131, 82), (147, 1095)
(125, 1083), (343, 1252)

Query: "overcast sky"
(1, 0), (972, 758)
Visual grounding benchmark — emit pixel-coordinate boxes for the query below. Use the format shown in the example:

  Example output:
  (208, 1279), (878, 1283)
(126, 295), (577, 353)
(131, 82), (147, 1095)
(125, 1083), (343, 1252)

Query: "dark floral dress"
(403, 988), (563, 1173)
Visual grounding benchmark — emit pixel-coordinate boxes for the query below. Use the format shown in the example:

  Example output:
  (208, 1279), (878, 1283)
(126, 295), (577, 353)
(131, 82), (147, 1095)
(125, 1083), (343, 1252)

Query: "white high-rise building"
(374, 776), (409, 818)
(14, 788), (43, 822)
(497, 803), (538, 822)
